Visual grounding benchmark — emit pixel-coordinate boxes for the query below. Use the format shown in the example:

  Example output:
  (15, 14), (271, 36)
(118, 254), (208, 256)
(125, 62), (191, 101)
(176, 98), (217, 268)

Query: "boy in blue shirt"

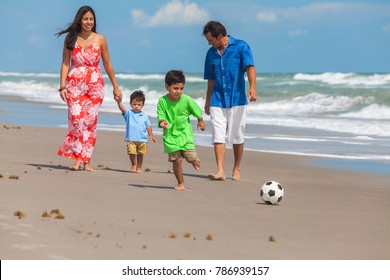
(117, 90), (156, 173)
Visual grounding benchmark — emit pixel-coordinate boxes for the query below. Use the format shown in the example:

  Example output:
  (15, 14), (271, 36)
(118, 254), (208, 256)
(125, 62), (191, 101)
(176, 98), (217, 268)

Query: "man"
(203, 21), (258, 181)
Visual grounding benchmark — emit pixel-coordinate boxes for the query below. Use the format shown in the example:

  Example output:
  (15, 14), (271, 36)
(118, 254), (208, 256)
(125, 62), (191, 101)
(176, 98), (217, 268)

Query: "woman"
(56, 6), (122, 172)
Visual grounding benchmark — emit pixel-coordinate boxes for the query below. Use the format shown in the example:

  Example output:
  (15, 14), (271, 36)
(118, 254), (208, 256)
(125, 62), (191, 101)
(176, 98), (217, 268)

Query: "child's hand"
(160, 120), (169, 129)
(198, 121), (206, 131)
(150, 136), (157, 143)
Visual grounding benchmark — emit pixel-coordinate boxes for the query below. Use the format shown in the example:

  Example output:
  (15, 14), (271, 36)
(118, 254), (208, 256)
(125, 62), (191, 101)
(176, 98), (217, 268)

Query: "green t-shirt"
(157, 93), (203, 153)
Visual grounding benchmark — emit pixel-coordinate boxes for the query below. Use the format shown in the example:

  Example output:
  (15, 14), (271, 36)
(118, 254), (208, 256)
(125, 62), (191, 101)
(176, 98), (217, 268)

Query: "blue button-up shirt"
(204, 36), (254, 108)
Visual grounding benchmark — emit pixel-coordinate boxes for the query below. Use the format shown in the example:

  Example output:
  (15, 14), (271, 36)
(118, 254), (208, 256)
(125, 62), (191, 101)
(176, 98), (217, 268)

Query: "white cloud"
(256, 11), (277, 23)
(132, 0), (209, 27)
(288, 29), (308, 37)
(131, 9), (147, 26)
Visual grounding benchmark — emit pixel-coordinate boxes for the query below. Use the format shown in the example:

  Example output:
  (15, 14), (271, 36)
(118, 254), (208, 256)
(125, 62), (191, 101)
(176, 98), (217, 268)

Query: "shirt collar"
(212, 35), (236, 53)
(227, 35), (237, 46)
(131, 109), (143, 114)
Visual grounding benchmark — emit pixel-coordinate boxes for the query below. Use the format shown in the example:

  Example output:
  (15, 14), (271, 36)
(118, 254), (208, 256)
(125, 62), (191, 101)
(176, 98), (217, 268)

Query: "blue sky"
(0, 0), (389, 73)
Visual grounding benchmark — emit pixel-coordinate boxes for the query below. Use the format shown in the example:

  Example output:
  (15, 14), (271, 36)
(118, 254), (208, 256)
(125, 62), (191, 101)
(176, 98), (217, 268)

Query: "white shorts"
(210, 106), (246, 144)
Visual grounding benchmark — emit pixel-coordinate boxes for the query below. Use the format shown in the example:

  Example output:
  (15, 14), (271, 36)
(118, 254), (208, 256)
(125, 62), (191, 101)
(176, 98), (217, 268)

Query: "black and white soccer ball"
(260, 181), (284, 205)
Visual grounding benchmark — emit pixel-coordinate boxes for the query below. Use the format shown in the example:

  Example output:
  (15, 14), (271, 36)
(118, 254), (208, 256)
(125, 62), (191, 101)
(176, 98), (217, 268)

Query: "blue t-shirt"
(123, 109), (151, 142)
(204, 35), (254, 108)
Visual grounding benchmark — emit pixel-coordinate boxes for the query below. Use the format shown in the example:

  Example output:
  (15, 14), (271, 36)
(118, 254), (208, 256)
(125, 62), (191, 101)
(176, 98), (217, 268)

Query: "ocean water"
(1, 71), (389, 174)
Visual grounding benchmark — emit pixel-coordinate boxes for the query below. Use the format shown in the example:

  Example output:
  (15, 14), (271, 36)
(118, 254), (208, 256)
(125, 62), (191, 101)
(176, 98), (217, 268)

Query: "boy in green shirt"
(157, 70), (206, 191)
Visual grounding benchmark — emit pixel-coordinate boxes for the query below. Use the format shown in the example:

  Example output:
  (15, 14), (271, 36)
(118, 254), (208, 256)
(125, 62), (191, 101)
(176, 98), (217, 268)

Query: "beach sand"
(0, 123), (389, 260)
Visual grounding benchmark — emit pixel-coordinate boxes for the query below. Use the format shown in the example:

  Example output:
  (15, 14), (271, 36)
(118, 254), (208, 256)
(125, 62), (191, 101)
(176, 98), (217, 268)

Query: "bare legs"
(172, 157), (201, 191)
(232, 143), (243, 180)
(129, 154), (143, 173)
(173, 158), (186, 191)
(209, 142), (243, 181)
(208, 143), (226, 180)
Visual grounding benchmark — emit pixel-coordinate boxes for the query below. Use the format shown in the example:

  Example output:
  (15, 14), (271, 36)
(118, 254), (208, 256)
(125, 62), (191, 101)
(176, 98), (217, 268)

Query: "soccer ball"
(260, 181), (284, 205)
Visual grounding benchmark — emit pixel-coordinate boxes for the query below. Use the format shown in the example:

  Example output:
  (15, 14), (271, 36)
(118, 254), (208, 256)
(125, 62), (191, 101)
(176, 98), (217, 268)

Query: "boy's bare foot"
(208, 172), (226, 181)
(136, 168), (143, 174)
(70, 160), (82, 171)
(130, 166), (137, 173)
(192, 158), (201, 170)
(174, 184), (186, 191)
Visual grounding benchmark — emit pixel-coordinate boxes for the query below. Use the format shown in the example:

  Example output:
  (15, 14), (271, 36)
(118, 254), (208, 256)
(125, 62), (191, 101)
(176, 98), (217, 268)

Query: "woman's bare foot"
(174, 184), (186, 191)
(70, 160), (82, 171)
(84, 162), (94, 172)
(192, 158), (201, 170)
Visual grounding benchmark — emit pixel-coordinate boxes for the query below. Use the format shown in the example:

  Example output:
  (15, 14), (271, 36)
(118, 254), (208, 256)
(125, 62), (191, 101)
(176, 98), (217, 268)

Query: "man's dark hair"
(202, 21), (227, 38)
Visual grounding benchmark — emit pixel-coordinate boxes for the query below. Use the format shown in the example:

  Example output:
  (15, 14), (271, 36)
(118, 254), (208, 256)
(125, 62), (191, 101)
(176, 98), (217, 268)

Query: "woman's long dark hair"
(55, 6), (97, 50)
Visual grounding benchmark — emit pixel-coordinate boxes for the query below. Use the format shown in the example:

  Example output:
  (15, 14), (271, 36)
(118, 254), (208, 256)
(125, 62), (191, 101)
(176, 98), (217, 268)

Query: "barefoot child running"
(157, 70), (206, 191)
(117, 90), (156, 173)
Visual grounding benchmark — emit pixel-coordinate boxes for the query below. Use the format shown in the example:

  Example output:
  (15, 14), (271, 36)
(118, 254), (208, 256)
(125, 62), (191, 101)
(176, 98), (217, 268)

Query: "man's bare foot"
(232, 169), (240, 180)
(136, 168), (143, 174)
(192, 158), (201, 170)
(208, 172), (226, 181)
(174, 184), (186, 191)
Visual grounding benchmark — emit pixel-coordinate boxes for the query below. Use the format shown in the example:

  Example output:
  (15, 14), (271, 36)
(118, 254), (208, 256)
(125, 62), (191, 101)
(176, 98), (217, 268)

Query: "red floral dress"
(57, 42), (104, 163)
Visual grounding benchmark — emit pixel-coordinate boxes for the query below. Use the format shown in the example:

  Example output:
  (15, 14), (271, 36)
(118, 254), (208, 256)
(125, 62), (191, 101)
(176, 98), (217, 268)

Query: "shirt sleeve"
(144, 116), (151, 127)
(188, 96), (203, 119)
(241, 42), (254, 68)
(157, 98), (167, 127)
(203, 48), (214, 80)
